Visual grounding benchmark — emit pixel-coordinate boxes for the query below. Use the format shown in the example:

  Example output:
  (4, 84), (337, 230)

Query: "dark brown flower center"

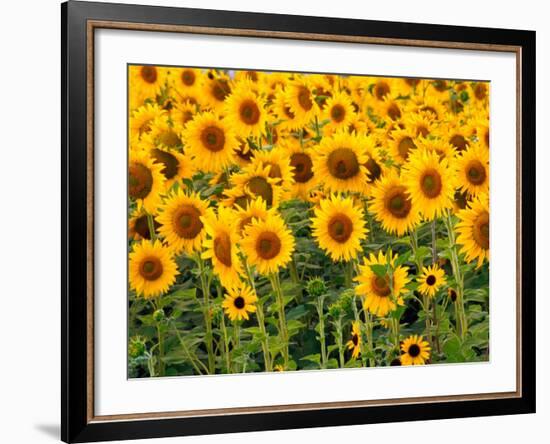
(327, 148), (360, 180)
(214, 232), (232, 267)
(140, 66), (157, 84)
(234, 296), (245, 309)
(239, 99), (261, 125)
(157, 129), (181, 148)
(426, 275), (436, 286)
(406, 78), (420, 87)
(256, 231), (282, 259)
(139, 256), (163, 281)
(420, 169), (443, 198)
(374, 81), (390, 100)
(387, 103), (401, 121)
(398, 136), (416, 160)
(132, 215), (159, 240)
(297, 86), (313, 111)
(385, 186), (412, 219)
(211, 79), (231, 102)
(200, 126), (226, 152)
(448, 288), (457, 302)
(328, 213), (353, 243)
(433, 80), (447, 92)
(181, 69), (196, 86)
(484, 129), (490, 148)
(365, 158), (382, 183)
(151, 149), (179, 180)
(466, 160), (487, 185)
(351, 334), (359, 346)
(450, 134), (468, 152)
(372, 274), (391, 297)
(129, 162), (154, 199)
(284, 106), (295, 119)
(473, 211), (490, 250)
(173, 205), (203, 239)
(247, 176), (273, 206)
(408, 344), (421, 357)
(234, 195), (252, 210)
(417, 125), (429, 138)
(474, 83), (488, 100)
(290, 152), (314, 183)
(330, 104), (346, 123)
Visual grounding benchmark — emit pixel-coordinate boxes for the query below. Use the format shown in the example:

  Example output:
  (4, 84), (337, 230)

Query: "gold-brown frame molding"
(85, 18), (523, 425)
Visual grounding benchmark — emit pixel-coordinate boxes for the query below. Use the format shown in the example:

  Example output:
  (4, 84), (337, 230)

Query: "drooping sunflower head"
(389, 128), (419, 165)
(402, 148), (455, 220)
(346, 321), (362, 359)
(313, 131), (368, 193)
(129, 239), (179, 299)
(182, 111), (238, 173)
(284, 77), (320, 127)
(241, 213), (295, 276)
(171, 100), (198, 129)
(375, 96), (404, 124)
(230, 161), (284, 208)
(403, 112), (435, 139)
(370, 77), (397, 103)
(201, 205), (244, 288)
(149, 147), (194, 190)
(455, 192), (490, 268)
(128, 150), (165, 214)
(417, 264), (447, 298)
(280, 140), (318, 199)
(455, 142), (489, 197)
(128, 209), (159, 241)
(354, 250), (410, 317)
(311, 194), (368, 262)
(222, 283), (258, 321)
(156, 189), (209, 254)
(224, 81), (268, 139)
(250, 148), (295, 195)
(129, 103), (166, 140)
(201, 70), (232, 113)
(369, 169), (421, 236)
(400, 335), (431, 365)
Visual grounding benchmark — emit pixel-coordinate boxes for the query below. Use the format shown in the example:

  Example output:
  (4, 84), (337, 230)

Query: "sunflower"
(354, 250), (410, 317)
(369, 77), (397, 103)
(455, 142), (489, 197)
(251, 149), (295, 194)
(417, 264), (447, 298)
(241, 213), (295, 275)
(285, 77), (320, 127)
(129, 65), (167, 100)
(441, 120), (471, 153)
(403, 112), (435, 138)
(201, 206), (244, 288)
(230, 162), (283, 208)
(149, 147), (194, 190)
(455, 193), (490, 268)
(171, 101), (197, 129)
(182, 111), (238, 172)
(402, 148), (455, 220)
(416, 137), (456, 161)
(222, 284), (258, 321)
(413, 96), (447, 121)
(369, 170), (421, 236)
(375, 96), (404, 123)
(361, 134), (385, 187)
(129, 103), (166, 140)
(400, 335), (431, 365)
(234, 197), (274, 234)
(128, 150), (165, 213)
(142, 116), (184, 151)
(346, 321), (362, 359)
(224, 82), (267, 138)
(201, 70), (232, 113)
(281, 140), (318, 199)
(128, 209), (160, 241)
(169, 67), (202, 99)
(129, 240), (179, 299)
(272, 89), (302, 132)
(322, 91), (356, 135)
(156, 190), (209, 254)
(311, 194), (368, 262)
(389, 128), (418, 164)
(313, 132), (368, 193)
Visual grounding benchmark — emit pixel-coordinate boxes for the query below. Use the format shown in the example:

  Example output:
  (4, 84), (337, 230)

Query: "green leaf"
(300, 353), (321, 364)
(370, 264), (387, 277)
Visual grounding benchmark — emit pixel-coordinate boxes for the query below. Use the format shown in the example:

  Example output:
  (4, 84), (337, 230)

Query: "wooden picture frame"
(62, 1), (536, 442)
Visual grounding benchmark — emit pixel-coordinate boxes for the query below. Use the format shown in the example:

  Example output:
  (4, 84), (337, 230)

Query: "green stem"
(217, 286), (232, 373)
(289, 257), (300, 285)
(344, 260), (354, 288)
(334, 316), (345, 368)
(232, 321), (241, 373)
(445, 212), (468, 338)
(156, 322), (165, 376)
(171, 321), (208, 375)
(410, 228), (432, 348)
(316, 294), (327, 369)
(270, 273), (289, 367)
(364, 311), (375, 367)
(430, 220), (441, 355)
(196, 255), (215, 374)
(146, 213), (157, 241)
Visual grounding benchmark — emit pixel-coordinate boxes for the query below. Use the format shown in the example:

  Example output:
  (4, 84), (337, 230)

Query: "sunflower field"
(127, 65), (490, 377)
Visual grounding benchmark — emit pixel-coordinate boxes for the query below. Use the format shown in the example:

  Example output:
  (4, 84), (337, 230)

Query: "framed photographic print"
(61, 0), (536, 442)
